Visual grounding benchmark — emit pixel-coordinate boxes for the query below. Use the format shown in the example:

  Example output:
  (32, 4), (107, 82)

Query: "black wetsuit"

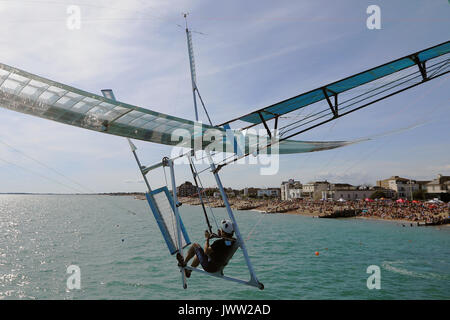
(194, 238), (236, 273)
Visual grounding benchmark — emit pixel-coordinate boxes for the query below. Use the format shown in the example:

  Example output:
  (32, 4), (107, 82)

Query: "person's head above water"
(220, 219), (234, 237)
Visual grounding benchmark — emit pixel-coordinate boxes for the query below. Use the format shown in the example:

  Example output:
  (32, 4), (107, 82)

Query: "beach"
(173, 196), (450, 225)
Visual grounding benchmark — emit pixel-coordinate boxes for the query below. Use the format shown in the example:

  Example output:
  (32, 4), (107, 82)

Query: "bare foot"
(176, 253), (186, 267)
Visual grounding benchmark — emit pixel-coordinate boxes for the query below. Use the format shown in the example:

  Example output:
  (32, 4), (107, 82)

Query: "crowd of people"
(179, 195), (449, 224)
(350, 200), (449, 224)
(265, 198), (449, 224)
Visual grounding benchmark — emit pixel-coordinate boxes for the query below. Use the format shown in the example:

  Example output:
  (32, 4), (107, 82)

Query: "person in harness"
(177, 219), (237, 277)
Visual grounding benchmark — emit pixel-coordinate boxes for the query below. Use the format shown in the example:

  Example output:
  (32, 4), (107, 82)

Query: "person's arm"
(204, 230), (211, 250)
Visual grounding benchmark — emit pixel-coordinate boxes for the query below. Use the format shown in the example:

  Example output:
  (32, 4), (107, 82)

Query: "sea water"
(0, 195), (448, 300)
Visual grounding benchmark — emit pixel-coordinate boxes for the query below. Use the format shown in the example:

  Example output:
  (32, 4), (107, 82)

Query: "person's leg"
(181, 243), (204, 278)
(176, 243), (200, 267)
(191, 255), (200, 268)
(189, 243), (202, 268)
(184, 243), (200, 264)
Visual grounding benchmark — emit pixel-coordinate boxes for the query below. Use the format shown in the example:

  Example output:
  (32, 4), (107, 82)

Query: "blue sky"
(0, 0), (449, 193)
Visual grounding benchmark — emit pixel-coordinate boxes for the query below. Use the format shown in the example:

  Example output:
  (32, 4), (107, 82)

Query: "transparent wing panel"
(0, 62), (223, 148)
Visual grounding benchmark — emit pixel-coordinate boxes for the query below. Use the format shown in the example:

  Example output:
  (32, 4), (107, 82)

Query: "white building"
(327, 189), (374, 201)
(320, 184), (392, 201)
(302, 181), (330, 198)
(280, 179), (302, 200)
(426, 174), (450, 199)
(376, 176), (421, 199)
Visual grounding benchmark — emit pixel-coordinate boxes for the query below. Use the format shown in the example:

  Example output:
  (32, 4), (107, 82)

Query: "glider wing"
(0, 62), (350, 154)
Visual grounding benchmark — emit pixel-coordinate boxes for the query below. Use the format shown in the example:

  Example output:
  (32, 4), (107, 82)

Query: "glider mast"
(184, 13), (199, 122)
(183, 13), (213, 125)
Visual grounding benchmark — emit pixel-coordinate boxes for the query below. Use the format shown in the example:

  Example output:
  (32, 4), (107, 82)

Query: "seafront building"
(325, 188), (372, 201)
(426, 174), (450, 193)
(376, 176), (429, 199)
(302, 181), (330, 199)
(426, 174), (450, 201)
(281, 179), (302, 200)
(319, 183), (366, 200)
(177, 174), (449, 202)
(280, 179), (397, 201)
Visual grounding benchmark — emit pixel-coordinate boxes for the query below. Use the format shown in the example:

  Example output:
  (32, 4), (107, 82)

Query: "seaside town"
(169, 174), (450, 226)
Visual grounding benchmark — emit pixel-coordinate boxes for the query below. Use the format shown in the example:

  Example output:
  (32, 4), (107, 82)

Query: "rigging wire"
(188, 156), (213, 234)
(0, 157), (84, 193)
(195, 88), (214, 126)
(311, 117), (341, 181)
(188, 155), (220, 231)
(328, 75), (449, 177)
(0, 138), (95, 193)
(0, 139), (140, 216)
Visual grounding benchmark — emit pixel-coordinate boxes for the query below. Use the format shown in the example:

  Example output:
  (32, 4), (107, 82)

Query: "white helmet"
(221, 219), (234, 235)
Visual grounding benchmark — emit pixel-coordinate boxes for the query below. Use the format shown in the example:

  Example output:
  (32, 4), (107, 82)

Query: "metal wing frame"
(220, 41), (450, 142)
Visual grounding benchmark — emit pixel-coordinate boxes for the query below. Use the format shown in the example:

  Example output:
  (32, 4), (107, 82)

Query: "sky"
(0, 0), (449, 193)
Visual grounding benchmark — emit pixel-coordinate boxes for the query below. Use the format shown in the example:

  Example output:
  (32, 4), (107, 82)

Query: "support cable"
(188, 156), (213, 234)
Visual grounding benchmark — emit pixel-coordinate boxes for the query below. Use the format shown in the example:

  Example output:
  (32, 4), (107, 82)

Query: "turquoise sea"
(0, 194), (448, 300)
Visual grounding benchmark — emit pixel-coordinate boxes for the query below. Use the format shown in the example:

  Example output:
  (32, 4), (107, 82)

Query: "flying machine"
(0, 17), (448, 290)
